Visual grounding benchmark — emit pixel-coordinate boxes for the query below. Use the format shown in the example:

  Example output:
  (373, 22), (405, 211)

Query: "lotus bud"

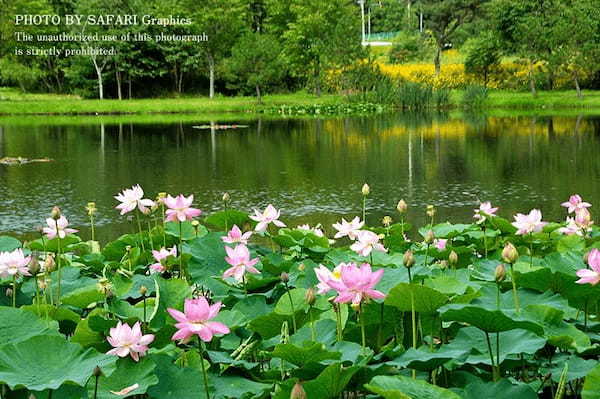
(502, 242), (518, 264)
(191, 220), (200, 227)
(397, 199), (408, 214)
(222, 192), (230, 203)
(28, 256), (40, 275)
(361, 183), (370, 196)
(448, 250), (458, 267)
(44, 254), (55, 272)
(495, 264), (506, 283)
(5, 288), (13, 298)
(38, 278), (48, 290)
(280, 272), (289, 283)
(439, 260), (448, 269)
(92, 366), (104, 378)
(584, 251), (590, 264)
(403, 250), (415, 268)
(291, 382), (307, 399)
(382, 216), (392, 227)
(139, 285), (148, 296)
(426, 205), (436, 218)
(424, 230), (435, 244)
(50, 206), (61, 220)
(86, 202), (97, 217)
(305, 288), (316, 306)
(297, 263), (305, 272)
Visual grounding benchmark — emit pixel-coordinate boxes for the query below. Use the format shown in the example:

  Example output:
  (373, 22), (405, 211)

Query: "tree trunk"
(208, 54), (215, 99)
(573, 71), (583, 99)
(178, 72), (184, 93)
(128, 76), (132, 99)
(528, 61), (537, 98)
(92, 57), (104, 100)
(314, 62), (321, 97)
(255, 84), (262, 104)
(434, 45), (442, 75)
(115, 68), (122, 100)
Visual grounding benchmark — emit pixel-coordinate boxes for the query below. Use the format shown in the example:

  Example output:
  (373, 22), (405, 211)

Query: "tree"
(281, 0), (363, 96)
(420, 0), (489, 75)
(464, 32), (501, 87)
(224, 32), (283, 103)
(186, 0), (247, 98)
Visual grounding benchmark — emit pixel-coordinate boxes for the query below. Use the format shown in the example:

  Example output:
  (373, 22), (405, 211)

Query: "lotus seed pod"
(86, 202), (97, 216)
(222, 192), (230, 202)
(502, 242), (518, 264)
(50, 206), (61, 220)
(139, 285), (148, 296)
(426, 204), (436, 218)
(382, 216), (392, 227)
(397, 199), (408, 213)
(361, 183), (370, 196)
(43, 254), (55, 272)
(28, 256), (40, 275)
(5, 288), (13, 298)
(495, 264), (506, 283)
(403, 250), (415, 268)
(92, 366), (104, 377)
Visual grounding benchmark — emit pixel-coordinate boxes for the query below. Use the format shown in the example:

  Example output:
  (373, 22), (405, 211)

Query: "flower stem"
(147, 221), (155, 251)
(360, 303), (366, 352)
(424, 243), (430, 266)
(309, 306), (316, 341)
(93, 374), (99, 399)
(197, 337), (211, 399)
(411, 290), (417, 379)
(362, 196), (367, 224)
(90, 214), (95, 242)
(142, 294), (147, 333)
(56, 230), (62, 307)
(484, 331), (499, 381)
(483, 225), (488, 258)
(136, 212), (146, 252)
(529, 233), (534, 269)
(179, 221), (185, 280)
(335, 303), (342, 342)
(509, 264), (520, 313)
(284, 282), (297, 333)
(12, 276), (16, 308)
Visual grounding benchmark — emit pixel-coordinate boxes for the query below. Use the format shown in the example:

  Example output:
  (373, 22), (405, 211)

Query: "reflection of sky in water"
(0, 113), (599, 242)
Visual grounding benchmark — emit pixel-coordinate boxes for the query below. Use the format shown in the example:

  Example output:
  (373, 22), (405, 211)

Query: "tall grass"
(461, 85), (488, 108)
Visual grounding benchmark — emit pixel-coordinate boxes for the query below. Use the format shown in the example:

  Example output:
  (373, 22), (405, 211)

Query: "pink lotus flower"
(106, 321), (154, 362)
(350, 230), (387, 257)
(576, 249), (600, 285)
(0, 249), (32, 279)
(332, 217), (364, 240)
(222, 225), (252, 245)
(512, 209), (547, 235)
(558, 217), (582, 236)
(327, 263), (385, 305)
(223, 244), (260, 282)
(434, 238), (448, 251)
(42, 215), (78, 239)
(314, 264), (342, 294)
(575, 208), (594, 230)
(149, 247), (177, 274)
(110, 384), (140, 396)
(115, 185), (155, 215)
(474, 201), (498, 223)
(296, 224), (325, 237)
(250, 204), (286, 232)
(562, 194), (591, 214)
(168, 297), (230, 342)
(164, 194), (202, 222)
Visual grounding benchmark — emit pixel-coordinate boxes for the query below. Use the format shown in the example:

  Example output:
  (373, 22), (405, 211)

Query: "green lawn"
(1, 86), (599, 116)
(0, 88), (341, 115)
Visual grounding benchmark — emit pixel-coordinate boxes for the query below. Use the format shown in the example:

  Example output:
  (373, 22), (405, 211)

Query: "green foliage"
(388, 31), (435, 64)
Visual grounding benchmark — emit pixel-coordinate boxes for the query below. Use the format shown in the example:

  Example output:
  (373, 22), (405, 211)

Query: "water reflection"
(0, 113), (599, 242)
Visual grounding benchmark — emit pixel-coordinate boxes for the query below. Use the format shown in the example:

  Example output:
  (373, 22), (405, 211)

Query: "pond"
(1, 112), (599, 242)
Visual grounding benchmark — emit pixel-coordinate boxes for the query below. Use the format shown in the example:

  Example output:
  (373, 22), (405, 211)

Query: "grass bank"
(1, 87), (600, 116)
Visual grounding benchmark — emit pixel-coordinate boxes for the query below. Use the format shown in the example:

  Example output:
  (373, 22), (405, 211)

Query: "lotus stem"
(147, 221), (154, 251)
(483, 225), (488, 258)
(242, 274), (248, 298)
(334, 303), (342, 342)
(509, 264), (520, 313)
(142, 294), (147, 332)
(360, 303), (366, 352)
(89, 213), (95, 242)
(411, 291), (417, 379)
(400, 216), (405, 237)
(309, 306), (316, 341)
(55, 226), (62, 306)
(529, 232), (534, 268)
(135, 212), (145, 252)
(284, 281), (297, 333)
(424, 243), (430, 266)
(197, 337), (211, 399)
(484, 331), (499, 381)
(179, 221), (185, 279)
(93, 373), (99, 399)
(11, 276), (16, 308)
(362, 196), (367, 224)
(584, 299), (589, 332)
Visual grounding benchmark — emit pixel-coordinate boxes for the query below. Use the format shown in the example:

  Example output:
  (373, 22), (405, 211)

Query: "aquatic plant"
(0, 188), (600, 398)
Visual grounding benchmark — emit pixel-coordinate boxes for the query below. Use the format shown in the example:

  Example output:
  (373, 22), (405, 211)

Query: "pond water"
(1, 112), (599, 242)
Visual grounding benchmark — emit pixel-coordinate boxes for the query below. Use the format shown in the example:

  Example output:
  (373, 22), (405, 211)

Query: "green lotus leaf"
(147, 355), (208, 399)
(165, 220), (208, 241)
(439, 304), (544, 334)
(0, 335), (115, 391)
(88, 357), (158, 399)
(204, 210), (252, 231)
(0, 236), (21, 251)
(272, 342), (340, 367)
(149, 276), (191, 330)
(0, 307), (60, 345)
(459, 379), (537, 399)
(365, 375), (462, 399)
(583, 363), (600, 399)
(385, 283), (449, 313)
